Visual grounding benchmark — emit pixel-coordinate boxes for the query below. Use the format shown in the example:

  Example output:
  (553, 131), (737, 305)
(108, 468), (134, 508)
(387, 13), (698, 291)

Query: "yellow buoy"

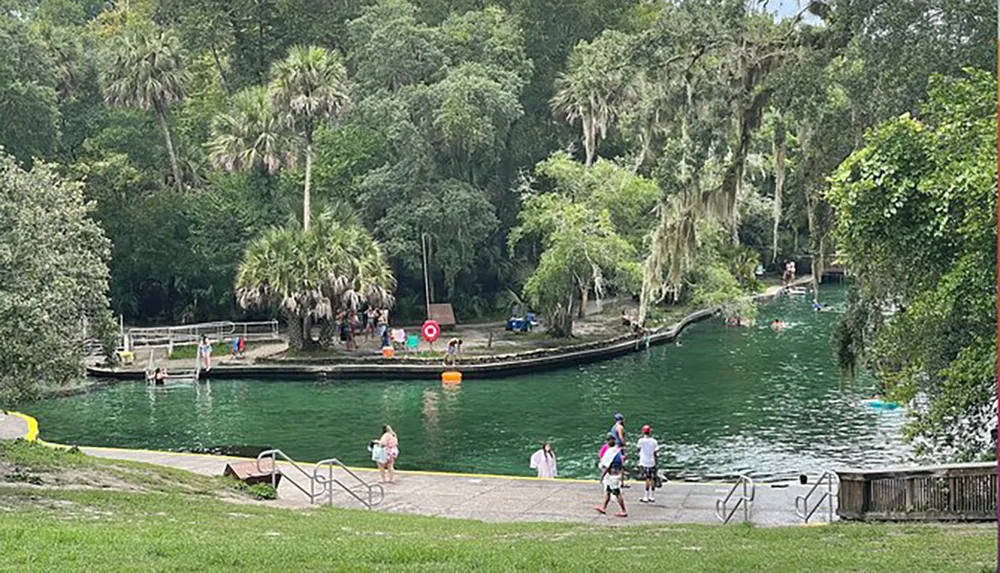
(441, 371), (462, 384)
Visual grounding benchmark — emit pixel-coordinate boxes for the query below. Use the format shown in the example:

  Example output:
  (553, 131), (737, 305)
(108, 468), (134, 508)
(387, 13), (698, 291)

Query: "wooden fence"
(837, 463), (996, 521)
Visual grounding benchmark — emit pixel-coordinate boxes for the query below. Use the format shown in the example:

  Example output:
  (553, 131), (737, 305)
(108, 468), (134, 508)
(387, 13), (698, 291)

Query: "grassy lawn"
(0, 486), (993, 572)
(0, 443), (994, 572)
(0, 440), (236, 497)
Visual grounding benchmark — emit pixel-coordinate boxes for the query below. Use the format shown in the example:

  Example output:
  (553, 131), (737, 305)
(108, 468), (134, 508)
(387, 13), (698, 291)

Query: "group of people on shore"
(336, 307), (392, 350)
(528, 413), (661, 519)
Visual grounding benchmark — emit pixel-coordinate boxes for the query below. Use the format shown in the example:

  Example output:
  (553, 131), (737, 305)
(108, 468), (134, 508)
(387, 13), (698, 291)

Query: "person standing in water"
(637, 425), (659, 503)
(530, 442), (557, 479)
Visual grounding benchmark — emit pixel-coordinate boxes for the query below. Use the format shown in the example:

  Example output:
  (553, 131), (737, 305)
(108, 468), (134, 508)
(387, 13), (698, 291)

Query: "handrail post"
(826, 473), (834, 522)
(269, 452), (277, 490)
(742, 477), (749, 523)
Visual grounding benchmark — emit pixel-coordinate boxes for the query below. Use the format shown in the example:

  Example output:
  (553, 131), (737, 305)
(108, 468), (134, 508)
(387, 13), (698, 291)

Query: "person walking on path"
(377, 424), (398, 483)
(608, 413), (629, 485)
(596, 436), (627, 517)
(529, 442), (557, 478)
(637, 425), (659, 503)
(198, 335), (212, 372)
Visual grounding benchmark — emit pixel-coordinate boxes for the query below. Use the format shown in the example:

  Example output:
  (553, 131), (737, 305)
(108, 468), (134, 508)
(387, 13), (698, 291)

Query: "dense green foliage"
(829, 71), (998, 459)
(0, 153), (115, 404)
(0, 1), (995, 453)
(0, 0), (990, 324)
(236, 211), (395, 350)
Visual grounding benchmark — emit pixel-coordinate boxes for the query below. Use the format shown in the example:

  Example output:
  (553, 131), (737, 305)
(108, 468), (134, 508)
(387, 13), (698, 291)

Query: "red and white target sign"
(421, 319), (441, 343)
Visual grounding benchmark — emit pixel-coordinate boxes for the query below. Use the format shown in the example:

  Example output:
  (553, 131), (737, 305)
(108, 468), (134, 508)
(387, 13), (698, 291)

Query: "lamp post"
(422, 232), (432, 320)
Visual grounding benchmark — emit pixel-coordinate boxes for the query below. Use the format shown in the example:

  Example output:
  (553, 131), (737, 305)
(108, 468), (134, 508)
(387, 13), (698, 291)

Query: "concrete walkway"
(81, 446), (827, 526)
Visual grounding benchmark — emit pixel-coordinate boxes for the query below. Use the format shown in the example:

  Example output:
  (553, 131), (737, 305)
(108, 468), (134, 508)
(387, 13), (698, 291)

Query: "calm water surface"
(28, 285), (912, 479)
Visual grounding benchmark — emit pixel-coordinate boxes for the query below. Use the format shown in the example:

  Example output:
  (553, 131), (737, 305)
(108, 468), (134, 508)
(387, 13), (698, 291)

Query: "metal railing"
(715, 474), (755, 523)
(255, 449), (383, 510)
(313, 458), (385, 509)
(129, 320), (280, 353)
(795, 471), (838, 523)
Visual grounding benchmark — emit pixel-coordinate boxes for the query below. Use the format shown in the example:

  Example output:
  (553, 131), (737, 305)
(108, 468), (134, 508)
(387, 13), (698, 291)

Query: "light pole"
(422, 232), (432, 319)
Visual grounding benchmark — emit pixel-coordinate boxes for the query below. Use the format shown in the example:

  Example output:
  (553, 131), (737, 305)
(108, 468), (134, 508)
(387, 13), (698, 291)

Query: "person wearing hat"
(637, 424), (659, 503)
(608, 413), (626, 449)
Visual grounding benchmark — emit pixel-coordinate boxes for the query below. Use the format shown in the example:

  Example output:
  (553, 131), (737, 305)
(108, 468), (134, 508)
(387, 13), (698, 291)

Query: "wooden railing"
(837, 463), (996, 521)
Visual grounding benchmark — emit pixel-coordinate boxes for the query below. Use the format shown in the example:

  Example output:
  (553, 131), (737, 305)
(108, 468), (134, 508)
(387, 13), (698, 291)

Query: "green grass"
(0, 485), (992, 572)
(167, 342), (231, 360)
(0, 443), (994, 573)
(0, 440), (236, 497)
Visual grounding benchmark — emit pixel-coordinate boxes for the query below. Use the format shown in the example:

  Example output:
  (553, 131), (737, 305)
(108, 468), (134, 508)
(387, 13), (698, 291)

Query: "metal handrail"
(715, 474), (755, 523)
(795, 471), (838, 523)
(129, 320), (280, 351)
(254, 450), (384, 510)
(312, 458), (385, 509)
(256, 449), (323, 502)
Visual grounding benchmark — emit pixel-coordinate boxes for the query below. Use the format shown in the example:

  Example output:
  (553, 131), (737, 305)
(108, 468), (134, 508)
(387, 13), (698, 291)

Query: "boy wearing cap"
(637, 425), (659, 503)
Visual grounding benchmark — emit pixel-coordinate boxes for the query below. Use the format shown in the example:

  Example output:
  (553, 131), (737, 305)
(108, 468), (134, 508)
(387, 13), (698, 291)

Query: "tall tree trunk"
(155, 104), (183, 193)
(210, 40), (232, 96)
(287, 312), (304, 350)
(303, 132), (313, 230)
(583, 115), (596, 167)
(772, 120), (786, 264)
(319, 318), (337, 348)
(807, 190), (820, 303)
(302, 314), (316, 350)
(579, 284), (589, 318)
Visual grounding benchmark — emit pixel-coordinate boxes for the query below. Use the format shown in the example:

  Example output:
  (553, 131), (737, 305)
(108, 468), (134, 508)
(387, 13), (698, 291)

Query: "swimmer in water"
(770, 319), (786, 331)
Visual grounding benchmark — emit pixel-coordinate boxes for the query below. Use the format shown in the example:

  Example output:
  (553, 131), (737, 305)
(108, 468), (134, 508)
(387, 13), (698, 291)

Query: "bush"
(234, 481), (277, 500)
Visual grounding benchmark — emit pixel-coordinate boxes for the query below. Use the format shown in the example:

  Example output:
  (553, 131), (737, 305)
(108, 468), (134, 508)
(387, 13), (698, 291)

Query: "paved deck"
(80, 446), (827, 526)
(88, 277), (816, 382)
(0, 412), (30, 440)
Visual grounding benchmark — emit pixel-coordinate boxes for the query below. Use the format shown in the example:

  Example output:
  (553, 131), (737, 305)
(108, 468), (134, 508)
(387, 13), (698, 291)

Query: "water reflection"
(28, 285), (913, 478)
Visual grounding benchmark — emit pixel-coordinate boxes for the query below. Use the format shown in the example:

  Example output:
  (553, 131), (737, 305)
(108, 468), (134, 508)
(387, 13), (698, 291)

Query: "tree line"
(0, 0), (997, 458)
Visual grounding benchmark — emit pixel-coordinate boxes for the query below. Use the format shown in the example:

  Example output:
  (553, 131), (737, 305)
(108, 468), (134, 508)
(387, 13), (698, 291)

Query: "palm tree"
(551, 31), (635, 167)
(207, 86), (294, 175)
(236, 211), (395, 350)
(269, 46), (350, 230)
(101, 24), (189, 192)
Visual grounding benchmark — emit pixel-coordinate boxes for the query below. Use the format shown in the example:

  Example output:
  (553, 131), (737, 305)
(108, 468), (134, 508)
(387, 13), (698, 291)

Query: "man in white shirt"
(637, 425), (659, 503)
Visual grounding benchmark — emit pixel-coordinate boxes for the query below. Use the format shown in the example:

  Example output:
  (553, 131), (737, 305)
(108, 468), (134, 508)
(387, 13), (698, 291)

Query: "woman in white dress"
(529, 442), (557, 479)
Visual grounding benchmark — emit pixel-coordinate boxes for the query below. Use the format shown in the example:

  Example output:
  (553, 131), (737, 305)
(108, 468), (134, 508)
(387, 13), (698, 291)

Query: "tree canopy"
(829, 70), (998, 459)
(0, 151), (115, 403)
(0, 0), (996, 457)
